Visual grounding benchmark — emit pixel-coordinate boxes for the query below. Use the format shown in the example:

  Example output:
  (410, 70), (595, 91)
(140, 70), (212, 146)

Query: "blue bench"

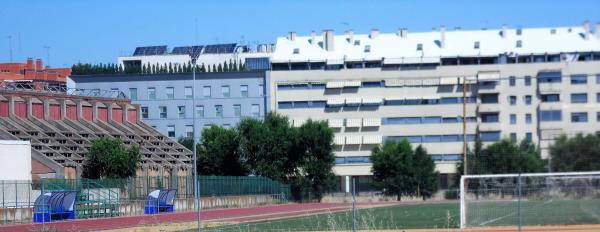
(144, 189), (177, 214)
(33, 190), (78, 222)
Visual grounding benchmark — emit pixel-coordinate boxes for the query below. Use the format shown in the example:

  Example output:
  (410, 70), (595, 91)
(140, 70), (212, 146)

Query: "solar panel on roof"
(203, 43), (237, 54)
(171, 46), (203, 57)
(132, 46), (168, 56)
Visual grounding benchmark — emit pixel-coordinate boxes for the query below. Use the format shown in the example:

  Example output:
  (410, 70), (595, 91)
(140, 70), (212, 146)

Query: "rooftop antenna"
(43, 46), (51, 67)
(7, 35), (13, 62)
(194, 17), (198, 44)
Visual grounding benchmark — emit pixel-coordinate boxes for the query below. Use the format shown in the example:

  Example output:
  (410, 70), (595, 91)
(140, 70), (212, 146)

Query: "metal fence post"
(352, 177), (357, 232)
(517, 173), (522, 232)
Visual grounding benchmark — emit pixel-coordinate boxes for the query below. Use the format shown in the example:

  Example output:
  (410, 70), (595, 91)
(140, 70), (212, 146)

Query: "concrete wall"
(0, 141), (31, 181)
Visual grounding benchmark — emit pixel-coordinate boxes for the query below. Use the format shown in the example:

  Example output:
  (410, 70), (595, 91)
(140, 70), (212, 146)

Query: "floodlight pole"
(189, 48), (201, 232)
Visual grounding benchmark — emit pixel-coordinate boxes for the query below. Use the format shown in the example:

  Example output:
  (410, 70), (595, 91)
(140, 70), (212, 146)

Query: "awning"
(334, 136), (346, 145)
(346, 118), (362, 127)
(328, 119), (344, 128)
(422, 96), (441, 100)
(345, 135), (362, 145)
(422, 78), (440, 86)
(404, 79), (423, 86)
(382, 58), (404, 65)
(459, 76), (478, 84)
(404, 96), (422, 100)
(362, 118), (381, 127)
(345, 98), (362, 106)
(385, 79), (404, 87)
(362, 98), (383, 105)
(343, 81), (362, 87)
(326, 81), (345, 88)
(440, 77), (459, 85)
(363, 135), (383, 144)
(478, 71), (500, 81)
(326, 98), (345, 106)
(326, 59), (344, 65)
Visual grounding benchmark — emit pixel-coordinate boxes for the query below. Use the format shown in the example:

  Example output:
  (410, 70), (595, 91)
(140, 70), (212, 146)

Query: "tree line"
(71, 59), (247, 75)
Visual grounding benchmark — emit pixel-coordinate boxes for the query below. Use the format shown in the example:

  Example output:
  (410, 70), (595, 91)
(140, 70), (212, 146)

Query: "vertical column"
(107, 103), (114, 122)
(59, 99), (67, 120)
(25, 97), (33, 118)
(121, 104), (129, 123)
(345, 176), (350, 193)
(92, 101), (98, 122)
(43, 99), (50, 120)
(76, 100), (83, 120)
(8, 96), (15, 116)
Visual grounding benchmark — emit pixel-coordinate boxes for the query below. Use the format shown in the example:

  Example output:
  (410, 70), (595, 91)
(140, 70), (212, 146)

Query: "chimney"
(370, 29), (379, 39)
(583, 20), (590, 40)
(310, 31), (316, 45)
(501, 24), (507, 38)
(287, 32), (296, 41)
(399, 28), (408, 38)
(596, 22), (600, 40)
(440, 25), (446, 48)
(346, 30), (354, 44)
(323, 29), (335, 51)
(36, 59), (43, 71)
(26, 58), (34, 70)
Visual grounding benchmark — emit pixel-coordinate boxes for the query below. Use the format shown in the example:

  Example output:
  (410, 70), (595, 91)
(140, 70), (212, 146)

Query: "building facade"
(0, 58), (71, 88)
(69, 71), (268, 140)
(269, 22), (600, 191)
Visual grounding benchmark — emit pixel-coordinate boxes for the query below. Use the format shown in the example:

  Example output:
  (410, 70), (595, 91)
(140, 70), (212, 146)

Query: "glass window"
(195, 105), (204, 118)
(416, 43), (423, 51)
(241, 85), (249, 97)
(233, 104), (241, 117)
(166, 87), (174, 99)
(203, 86), (211, 98)
(571, 112), (588, 122)
(597, 112), (600, 122)
(597, 93), (600, 103)
(525, 76), (532, 86)
(141, 107), (148, 119)
(510, 114), (517, 124)
(509, 96), (517, 105)
(510, 133), (517, 142)
(474, 41), (480, 49)
(440, 97), (459, 104)
(147, 87), (156, 100)
(596, 74), (600, 84)
(570, 74), (587, 84)
(222, 85), (230, 98)
(177, 106), (185, 119)
(442, 117), (459, 123)
(258, 84), (264, 96)
(159, 106), (167, 119)
(481, 94), (499, 104)
(167, 125), (175, 138)
(538, 72), (562, 83)
(571, 93), (588, 103)
(422, 117), (442, 124)
(185, 125), (193, 138)
(251, 104), (260, 117)
(215, 105), (223, 118)
(540, 110), (562, 121)
(516, 40), (522, 48)
(441, 135), (459, 142)
(481, 113), (499, 123)
(509, 76), (516, 86)
(129, 88), (137, 100)
(480, 131), (501, 142)
(311, 101), (326, 108)
(278, 102), (293, 109)
(525, 132), (532, 142)
(541, 94), (560, 102)
(184, 86), (193, 99)
(423, 135), (441, 143)
(362, 81), (382, 87)
(294, 101), (309, 108)
(364, 45), (371, 53)
(525, 114), (532, 124)
(524, 95), (532, 105)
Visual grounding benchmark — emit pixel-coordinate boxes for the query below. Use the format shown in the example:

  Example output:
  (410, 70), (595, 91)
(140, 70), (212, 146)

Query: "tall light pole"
(43, 46), (51, 67)
(188, 46), (201, 231)
(7, 36), (13, 62)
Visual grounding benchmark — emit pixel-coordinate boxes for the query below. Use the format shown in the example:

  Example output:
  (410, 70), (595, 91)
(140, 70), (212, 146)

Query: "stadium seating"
(144, 189), (177, 214)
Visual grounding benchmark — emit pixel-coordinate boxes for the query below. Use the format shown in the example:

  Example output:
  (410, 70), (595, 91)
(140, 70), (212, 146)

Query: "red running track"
(0, 203), (353, 232)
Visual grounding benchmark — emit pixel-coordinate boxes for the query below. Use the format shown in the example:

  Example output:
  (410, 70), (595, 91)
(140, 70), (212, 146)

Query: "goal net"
(460, 171), (600, 228)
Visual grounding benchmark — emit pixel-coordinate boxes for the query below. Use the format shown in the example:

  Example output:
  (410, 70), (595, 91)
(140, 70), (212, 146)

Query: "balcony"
(538, 82), (563, 94)
(478, 122), (501, 131)
(477, 83), (500, 93)
(478, 103), (501, 113)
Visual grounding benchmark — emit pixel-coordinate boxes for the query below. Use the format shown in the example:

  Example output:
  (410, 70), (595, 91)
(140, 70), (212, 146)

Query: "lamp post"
(188, 46), (201, 231)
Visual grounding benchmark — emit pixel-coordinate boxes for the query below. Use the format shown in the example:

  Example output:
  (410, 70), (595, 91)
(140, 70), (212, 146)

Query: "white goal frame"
(460, 171), (600, 228)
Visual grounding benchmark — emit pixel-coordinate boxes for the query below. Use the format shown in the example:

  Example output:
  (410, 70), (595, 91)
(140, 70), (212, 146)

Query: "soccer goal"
(460, 171), (600, 228)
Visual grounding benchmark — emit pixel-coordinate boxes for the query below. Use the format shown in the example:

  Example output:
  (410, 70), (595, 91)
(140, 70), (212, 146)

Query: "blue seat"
(33, 190), (78, 223)
(144, 189), (177, 214)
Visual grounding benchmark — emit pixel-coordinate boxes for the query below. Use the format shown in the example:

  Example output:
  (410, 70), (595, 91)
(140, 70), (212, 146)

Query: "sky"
(1, 0), (599, 67)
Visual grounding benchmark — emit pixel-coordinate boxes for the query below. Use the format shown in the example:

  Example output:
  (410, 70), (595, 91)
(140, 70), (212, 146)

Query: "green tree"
(371, 139), (415, 201)
(212, 64), (217, 72)
(412, 145), (439, 200)
(198, 125), (248, 176)
(550, 133), (600, 172)
(82, 137), (141, 179)
(223, 61), (229, 72)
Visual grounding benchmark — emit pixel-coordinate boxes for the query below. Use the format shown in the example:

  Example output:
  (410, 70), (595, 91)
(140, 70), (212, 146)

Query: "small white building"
(0, 140), (32, 181)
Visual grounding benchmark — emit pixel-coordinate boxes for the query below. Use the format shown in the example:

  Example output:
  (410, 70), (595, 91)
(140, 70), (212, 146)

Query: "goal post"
(460, 171), (600, 229)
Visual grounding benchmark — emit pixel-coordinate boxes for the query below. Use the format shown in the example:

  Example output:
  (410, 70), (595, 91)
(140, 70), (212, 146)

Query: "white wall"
(0, 141), (31, 181)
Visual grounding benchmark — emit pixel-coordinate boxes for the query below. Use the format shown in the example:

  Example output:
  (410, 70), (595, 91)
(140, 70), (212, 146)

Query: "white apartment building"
(268, 21), (600, 191)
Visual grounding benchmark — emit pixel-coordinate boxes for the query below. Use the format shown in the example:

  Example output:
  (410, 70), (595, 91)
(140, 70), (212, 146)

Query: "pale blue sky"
(1, 0), (599, 67)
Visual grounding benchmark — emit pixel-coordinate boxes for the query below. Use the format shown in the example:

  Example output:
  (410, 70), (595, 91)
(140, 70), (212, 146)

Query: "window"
(480, 131), (501, 142)
(258, 84), (264, 96)
(293, 48), (299, 54)
(222, 85), (230, 98)
(540, 110), (562, 121)
(481, 94), (499, 104)
(233, 104), (241, 117)
(525, 76), (532, 86)
(516, 28), (522, 35)
(423, 135), (441, 143)
(240, 85), (248, 97)
(141, 107), (148, 119)
(570, 74), (587, 84)
(166, 87), (174, 99)
(111, 88), (118, 91)
(159, 106), (167, 119)
(597, 93), (600, 103)
(526, 114), (532, 124)
(541, 94), (560, 102)
(203, 86), (211, 98)
(215, 105), (223, 118)
(195, 105), (204, 118)
(362, 81), (382, 87)
(509, 96), (517, 105)
(597, 74), (600, 84)
(167, 125), (175, 138)
(177, 106), (185, 119)
(525, 132), (532, 142)
(481, 113), (499, 123)
(597, 112), (600, 122)
(148, 87), (156, 100)
(251, 104), (260, 117)
(538, 72), (561, 83)
(571, 93), (588, 103)
(129, 88), (138, 100)
(416, 43), (423, 51)
(364, 45), (371, 53)
(422, 117), (442, 124)
(510, 133), (517, 142)
(510, 114), (517, 124)
(278, 102), (293, 109)
(184, 86), (193, 99)
(571, 112), (588, 122)
(509, 76), (516, 86)
(474, 41), (480, 49)
(185, 125), (193, 138)
(516, 40), (522, 48)
(524, 95), (532, 105)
